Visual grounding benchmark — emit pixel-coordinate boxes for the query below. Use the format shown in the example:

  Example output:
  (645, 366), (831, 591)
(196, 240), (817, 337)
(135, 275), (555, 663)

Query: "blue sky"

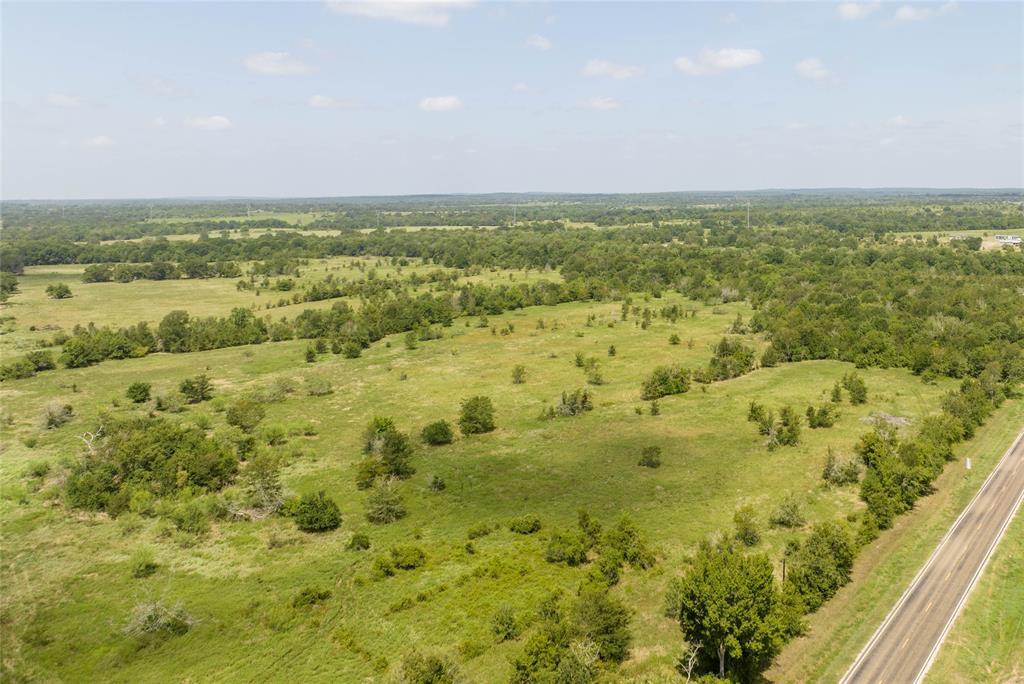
(2, 1), (1021, 199)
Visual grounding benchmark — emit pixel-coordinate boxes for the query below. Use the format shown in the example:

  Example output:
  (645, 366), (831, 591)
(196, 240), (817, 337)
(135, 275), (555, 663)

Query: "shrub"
(638, 446), (662, 468)
(226, 398), (266, 433)
(669, 334), (681, 345)
(459, 396), (496, 435)
(400, 650), (460, 684)
(373, 556), (396, 578)
(347, 532), (371, 551)
(556, 389), (593, 417)
(390, 544), (426, 570)
(429, 475), (446, 492)
(365, 477), (407, 524)
(508, 514), (542, 534)
(45, 282), (73, 299)
(295, 491), (342, 532)
(822, 447), (861, 486)
(122, 600), (196, 639)
(171, 501), (211, 536)
(242, 453), (283, 513)
(545, 530), (588, 566)
(42, 402), (73, 429)
(305, 375), (333, 396)
(733, 505), (760, 546)
(704, 337), (756, 381)
(806, 404), (838, 429)
(569, 586), (632, 664)
(342, 340), (362, 358)
(769, 496), (806, 529)
(421, 420), (454, 446)
(649, 400), (660, 416)
(786, 521), (855, 612)
(129, 547), (158, 578)
(292, 586), (332, 608)
(843, 372), (868, 404)
(179, 374), (213, 404)
(126, 382), (151, 404)
(467, 522), (493, 539)
(512, 365), (526, 384)
(492, 606), (521, 642)
(641, 365), (691, 400)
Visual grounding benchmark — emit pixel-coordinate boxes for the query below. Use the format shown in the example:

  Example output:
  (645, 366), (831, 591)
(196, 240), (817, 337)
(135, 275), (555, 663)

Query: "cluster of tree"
(82, 260), (242, 283)
(65, 416), (238, 515)
(857, 371), (1005, 540)
(544, 513), (655, 585)
(694, 337), (756, 383)
(641, 365), (691, 400)
(747, 401), (802, 450)
(540, 389), (594, 419)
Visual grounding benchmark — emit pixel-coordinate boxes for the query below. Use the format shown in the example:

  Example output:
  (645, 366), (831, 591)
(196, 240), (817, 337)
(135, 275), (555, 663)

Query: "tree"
(365, 476), (407, 524)
(842, 372), (868, 404)
(671, 540), (798, 680)
(569, 586), (632, 664)
(295, 490), (341, 532)
(226, 398), (266, 434)
(512, 364), (526, 384)
(786, 521), (855, 612)
(459, 396), (495, 435)
(126, 382), (151, 404)
(243, 453), (283, 514)
(45, 282), (73, 299)
(421, 420), (454, 446)
(733, 505), (760, 546)
(179, 374), (213, 404)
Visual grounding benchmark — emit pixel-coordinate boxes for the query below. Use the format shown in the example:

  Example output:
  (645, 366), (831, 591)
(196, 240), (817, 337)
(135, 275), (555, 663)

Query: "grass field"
(0, 258), (556, 356)
(0, 285), (962, 682)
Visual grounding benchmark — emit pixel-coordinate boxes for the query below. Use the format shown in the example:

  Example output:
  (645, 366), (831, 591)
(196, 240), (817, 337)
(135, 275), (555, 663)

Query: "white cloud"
(674, 48), (763, 76)
(46, 93), (80, 108)
(888, 114), (910, 127)
(419, 95), (463, 112)
(153, 116), (167, 127)
(308, 94), (350, 109)
(512, 82), (529, 92)
(582, 59), (641, 80)
(837, 2), (880, 20)
(525, 34), (551, 51)
(185, 115), (233, 130)
(141, 76), (189, 97)
(587, 96), (621, 111)
(244, 51), (311, 76)
(894, 2), (956, 22)
(84, 135), (114, 148)
(325, 0), (475, 28)
(795, 57), (835, 82)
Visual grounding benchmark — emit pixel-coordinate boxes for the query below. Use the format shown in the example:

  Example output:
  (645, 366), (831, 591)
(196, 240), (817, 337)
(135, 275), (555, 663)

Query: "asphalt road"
(840, 430), (1024, 684)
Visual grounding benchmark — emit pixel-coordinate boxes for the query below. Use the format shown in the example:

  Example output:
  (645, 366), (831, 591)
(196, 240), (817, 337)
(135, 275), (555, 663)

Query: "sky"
(2, 0), (1022, 199)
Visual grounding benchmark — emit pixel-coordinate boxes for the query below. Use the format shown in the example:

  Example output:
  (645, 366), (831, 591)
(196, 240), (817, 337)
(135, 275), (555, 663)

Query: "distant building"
(995, 234), (1022, 245)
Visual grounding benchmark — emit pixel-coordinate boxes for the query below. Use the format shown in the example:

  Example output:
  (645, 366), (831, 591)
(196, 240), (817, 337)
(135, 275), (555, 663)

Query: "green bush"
(421, 420), (454, 446)
(491, 605), (521, 642)
(508, 514), (542, 534)
(295, 491), (342, 532)
(545, 529), (588, 566)
(641, 365), (691, 400)
(390, 544), (426, 570)
(226, 398), (266, 433)
(733, 505), (760, 546)
(292, 586), (332, 608)
(467, 522), (493, 539)
(365, 478), (407, 524)
(126, 382), (151, 403)
(459, 396), (496, 435)
(769, 496), (805, 529)
(179, 374), (213, 404)
(347, 532), (371, 551)
(638, 446), (662, 468)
